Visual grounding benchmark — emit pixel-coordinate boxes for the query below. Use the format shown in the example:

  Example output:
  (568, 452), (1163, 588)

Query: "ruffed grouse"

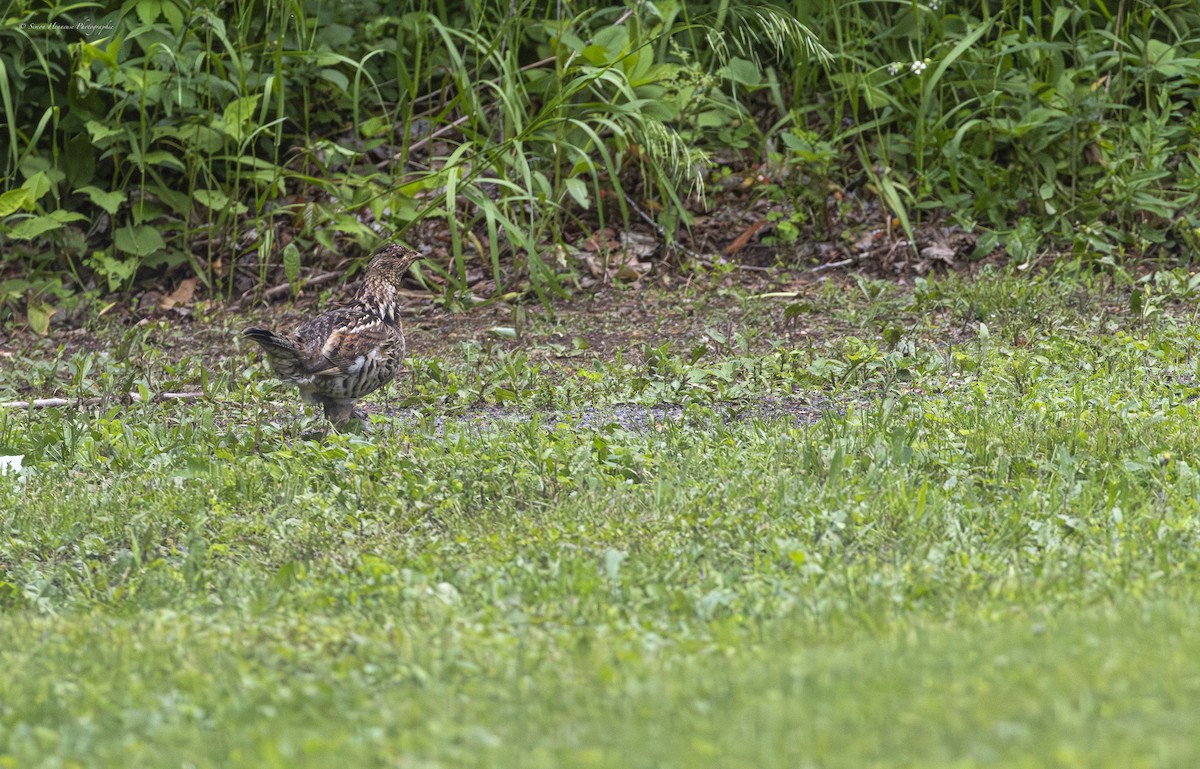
(243, 243), (420, 426)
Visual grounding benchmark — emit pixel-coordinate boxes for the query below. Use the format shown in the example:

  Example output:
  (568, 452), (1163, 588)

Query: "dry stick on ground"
(262, 270), (343, 301)
(235, 270), (344, 308)
(810, 257), (858, 273)
(0, 392), (205, 410)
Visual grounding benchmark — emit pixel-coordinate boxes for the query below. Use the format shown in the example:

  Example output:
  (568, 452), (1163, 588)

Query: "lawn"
(2, 267), (1200, 767)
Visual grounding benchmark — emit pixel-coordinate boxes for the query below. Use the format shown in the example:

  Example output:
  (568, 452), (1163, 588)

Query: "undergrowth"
(0, 0), (826, 323)
(2, 0), (1200, 329)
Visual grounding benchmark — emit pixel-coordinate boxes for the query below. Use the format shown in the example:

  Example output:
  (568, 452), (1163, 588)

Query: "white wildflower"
(929, 0), (940, 9)
(911, 58), (930, 75)
(888, 62), (902, 75)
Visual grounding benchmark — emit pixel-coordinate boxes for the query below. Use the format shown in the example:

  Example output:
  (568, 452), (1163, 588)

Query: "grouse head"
(359, 243), (420, 320)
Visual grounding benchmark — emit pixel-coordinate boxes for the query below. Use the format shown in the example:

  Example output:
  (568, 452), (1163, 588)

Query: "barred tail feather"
(243, 327), (307, 380)
(243, 327), (296, 354)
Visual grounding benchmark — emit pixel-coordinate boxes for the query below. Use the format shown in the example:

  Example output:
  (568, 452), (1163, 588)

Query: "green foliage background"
(2, 0), (1199, 319)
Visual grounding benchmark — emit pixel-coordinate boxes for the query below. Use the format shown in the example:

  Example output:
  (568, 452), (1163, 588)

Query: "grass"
(2, 267), (1200, 766)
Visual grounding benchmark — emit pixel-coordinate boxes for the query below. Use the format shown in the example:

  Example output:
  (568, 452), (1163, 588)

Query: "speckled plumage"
(244, 244), (420, 426)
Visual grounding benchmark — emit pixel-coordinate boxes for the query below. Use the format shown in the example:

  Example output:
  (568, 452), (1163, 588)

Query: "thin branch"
(263, 270), (343, 301)
(3, 398), (71, 409)
(810, 257), (857, 273)
(519, 55), (556, 73)
(237, 270), (343, 306)
(1, 392), (206, 410)
(400, 114), (472, 158)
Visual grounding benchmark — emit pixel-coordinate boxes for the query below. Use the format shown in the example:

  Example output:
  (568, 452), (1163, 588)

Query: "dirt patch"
(3, 269), (883, 367)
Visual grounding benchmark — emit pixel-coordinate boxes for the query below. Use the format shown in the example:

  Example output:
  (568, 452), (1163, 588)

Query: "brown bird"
(243, 243), (420, 427)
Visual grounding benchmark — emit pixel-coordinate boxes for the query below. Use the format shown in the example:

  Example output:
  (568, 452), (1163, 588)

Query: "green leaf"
(637, 99), (675, 121)
(581, 44), (610, 66)
(318, 69), (349, 92)
(192, 188), (249, 216)
(696, 110), (730, 128)
(1144, 39), (1175, 69)
(151, 188), (192, 217)
(6, 216), (65, 240)
(222, 94), (261, 142)
(21, 171), (52, 203)
(564, 177), (589, 209)
(593, 26), (629, 57)
(360, 115), (390, 139)
(77, 185), (126, 215)
(26, 300), (54, 336)
(63, 134), (97, 188)
(162, 0), (184, 30)
(85, 120), (124, 144)
(137, 150), (185, 172)
(282, 242), (301, 285)
(192, 188), (230, 211)
(49, 210), (88, 224)
(531, 171), (553, 200)
(87, 251), (139, 291)
(80, 40), (119, 69)
(175, 124), (224, 153)
(1051, 6), (1073, 39)
(0, 188), (31, 217)
(114, 225), (165, 257)
(722, 57), (762, 86)
(136, 0), (162, 25)
(625, 48), (653, 83)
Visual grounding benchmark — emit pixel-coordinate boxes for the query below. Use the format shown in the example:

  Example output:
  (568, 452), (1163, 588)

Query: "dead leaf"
(579, 252), (606, 278)
(622, 230), (658, 259)
(582, 228), (616, 252)
(160, 277), (199, 310)
(616, 260), (647, 281)
(138, 291), (162, 313)
(920, 243), (957, 264)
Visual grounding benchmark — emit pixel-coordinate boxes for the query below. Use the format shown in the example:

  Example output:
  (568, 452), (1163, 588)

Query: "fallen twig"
(234, 271), (345, 309)
(262, 270), (343, 301)
(723, 220), (769, 256)
(1, 392), (205, 410)
(810, 257), (857, 273)
(398, 114), (472, 158)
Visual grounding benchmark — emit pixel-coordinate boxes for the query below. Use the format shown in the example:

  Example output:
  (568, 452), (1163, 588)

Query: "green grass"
(2, 269), (1200, 767)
